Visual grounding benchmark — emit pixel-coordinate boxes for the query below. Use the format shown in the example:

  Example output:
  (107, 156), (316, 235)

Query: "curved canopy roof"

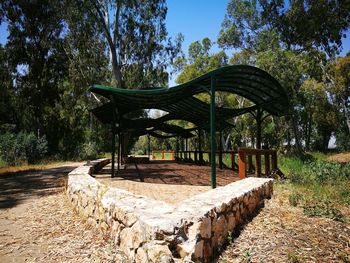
(90, 65), (289, 138)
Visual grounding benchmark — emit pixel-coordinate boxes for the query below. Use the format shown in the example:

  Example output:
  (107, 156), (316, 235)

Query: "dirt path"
(0, 163), (126, 263)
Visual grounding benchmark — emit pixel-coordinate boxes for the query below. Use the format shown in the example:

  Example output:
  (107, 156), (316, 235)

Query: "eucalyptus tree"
(175, 37), (228, 84)
(331, 54), (350, 150)
(0, 0), (68, 152)
(86, 0), (182, 88)
(0, 44), (16, 130)
(218, 0), (350, 152)
(218, 0), (350, 55)
(55, 0), (111, 157)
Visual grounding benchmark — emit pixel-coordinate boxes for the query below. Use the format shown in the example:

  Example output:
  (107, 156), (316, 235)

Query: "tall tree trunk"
(291, 113), (303, 154)
(306, 110), (312, 150)
(224, 133), (231, 151)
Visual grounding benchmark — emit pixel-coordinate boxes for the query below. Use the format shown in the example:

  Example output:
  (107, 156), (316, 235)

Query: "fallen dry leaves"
(219, 183), (350, 263)
(0, 192), (127, 263)
(0, 164), (127, 263)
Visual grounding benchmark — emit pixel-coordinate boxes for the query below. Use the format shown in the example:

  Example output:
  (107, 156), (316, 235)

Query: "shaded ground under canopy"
(94, 160), (240, 204)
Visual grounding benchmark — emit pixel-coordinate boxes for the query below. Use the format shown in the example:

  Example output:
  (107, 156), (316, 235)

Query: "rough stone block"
(67, 159), (274, 263)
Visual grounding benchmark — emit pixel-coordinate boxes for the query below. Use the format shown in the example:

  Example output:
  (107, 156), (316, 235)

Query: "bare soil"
(0, 163), (126, 263)
(95, 160), (240, 204)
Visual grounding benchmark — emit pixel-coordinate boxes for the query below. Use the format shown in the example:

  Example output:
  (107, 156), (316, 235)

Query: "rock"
(188, 217), (211, 239)
(226, 212), (236, 231)
(192, 240), (204, 260)
(177, 241), (195, 258)
(147, 244), (174, 263)
(67, 160), (274, 263)
(111, 221), (125, 245)
(203, 240), (212, 261)
(113, 206), (138, 227)
(135, 247), (149, 263)
(120, 221), (147, 258)
(211, 215), (227, 248)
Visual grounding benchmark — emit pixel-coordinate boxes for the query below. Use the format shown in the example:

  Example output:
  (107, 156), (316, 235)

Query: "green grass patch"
(279, 152), (350, 221)
(0, 157), (6, 168)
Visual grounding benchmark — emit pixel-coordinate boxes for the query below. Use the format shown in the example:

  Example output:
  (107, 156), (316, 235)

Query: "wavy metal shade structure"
(90, 65), (289, 188)
(90, 65), (289, 138)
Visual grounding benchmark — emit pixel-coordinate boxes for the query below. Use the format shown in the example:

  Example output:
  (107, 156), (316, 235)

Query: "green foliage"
(288, 192), (303, 207)
(219, 0), (350, 55)
(217, 0), (350, 153)
(175, 37), (228, 84)
(0, 0), (180, 159)
(303, 204), (346, 222)
(287, 251), (304, 263)
(0, 157), (6, 167)
(280, 154), (350, 222)
(24, 133), (48, 164)
(75, 142), (99, 161)
(87, 0), (182, 87)
(0, 133), (26, 166)
(285, 159), (350, 186)
(0, 132), (48, 166)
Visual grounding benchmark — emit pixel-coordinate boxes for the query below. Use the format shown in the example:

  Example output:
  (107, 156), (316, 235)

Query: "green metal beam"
(210, 75), (216, 189)
(219, 129), (223, 170)
(147, 134), (151, 159)
(198, 129), (203, 164)
(117, 119), (121, 171)
(256, 107), (262, 149)
(111, 98), (116, 178)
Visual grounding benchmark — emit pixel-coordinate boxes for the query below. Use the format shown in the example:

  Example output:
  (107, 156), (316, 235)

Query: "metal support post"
(210, 76), (216, 189)
(219, 129), (223, 170)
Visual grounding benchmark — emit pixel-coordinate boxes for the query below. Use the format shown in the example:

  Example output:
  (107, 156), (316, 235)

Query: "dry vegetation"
(327, 152), (350, 163)
(0, 192), (127, 263)
(219, 152), (350, 263)
(219, 183), (350, 263)
(0, 161), (79, 175)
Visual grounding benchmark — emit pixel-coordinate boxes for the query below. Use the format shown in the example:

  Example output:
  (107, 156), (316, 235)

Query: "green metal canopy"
(89, 65), (289, 188)
(90, 65), (289, 136)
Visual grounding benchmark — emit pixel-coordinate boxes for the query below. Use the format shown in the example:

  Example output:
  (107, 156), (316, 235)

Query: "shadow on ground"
(96, 161), (240, 187)
(0, 165), (78, 209)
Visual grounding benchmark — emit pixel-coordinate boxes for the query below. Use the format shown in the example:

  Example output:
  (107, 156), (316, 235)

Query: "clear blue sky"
(166, 0), (229, 55)
(0, 0), (349, 86)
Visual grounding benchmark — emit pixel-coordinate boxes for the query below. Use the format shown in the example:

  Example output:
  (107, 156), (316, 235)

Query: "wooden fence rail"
(176, 150), (238, 170)
(176, 148), (278, 179)
(151, 151), (175, 160)
(238, 148), (277, 179)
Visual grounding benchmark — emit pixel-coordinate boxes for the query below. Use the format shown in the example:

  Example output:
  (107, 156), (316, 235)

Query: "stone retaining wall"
(67, 159), (273, 263)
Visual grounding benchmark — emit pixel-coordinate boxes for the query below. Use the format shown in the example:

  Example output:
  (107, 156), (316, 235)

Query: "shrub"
(289, 192), (303, 207)
(281, 154), (350, 207)
(24, 133), (48, 164)
(0, 132), (48, 165)
(76, 142), (99, 160)
(0, 132), (26, 165)
(303, 203), (346, 222)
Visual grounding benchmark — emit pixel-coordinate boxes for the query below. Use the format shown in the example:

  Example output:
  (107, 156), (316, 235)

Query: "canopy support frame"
(210, 75), (216, 189)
